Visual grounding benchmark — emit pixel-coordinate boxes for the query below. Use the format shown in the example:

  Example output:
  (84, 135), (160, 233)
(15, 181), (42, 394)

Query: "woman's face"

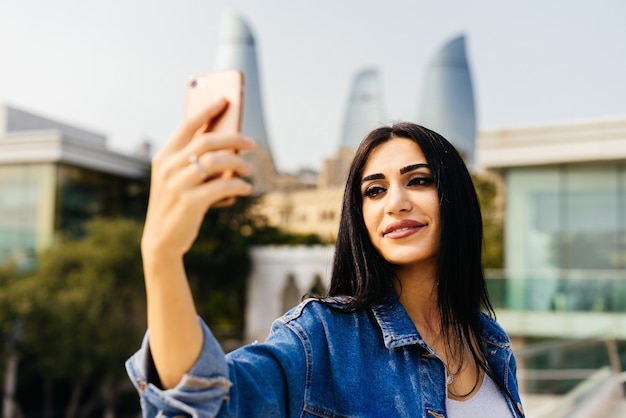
(360, 137), (441, 269)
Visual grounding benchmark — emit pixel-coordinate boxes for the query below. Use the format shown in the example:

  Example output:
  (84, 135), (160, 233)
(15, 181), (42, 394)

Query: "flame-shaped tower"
(419, 35), (477, 166)
(319, 68), (385, 188)
(214, 10), (276, 191)
(339, 68), (386, 153)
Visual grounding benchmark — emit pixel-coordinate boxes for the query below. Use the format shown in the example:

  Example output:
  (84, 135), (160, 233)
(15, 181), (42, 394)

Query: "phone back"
(185, 69), (245, 134)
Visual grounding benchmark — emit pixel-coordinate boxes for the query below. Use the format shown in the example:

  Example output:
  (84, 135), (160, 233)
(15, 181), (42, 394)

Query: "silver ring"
(188, 154), (208, 180)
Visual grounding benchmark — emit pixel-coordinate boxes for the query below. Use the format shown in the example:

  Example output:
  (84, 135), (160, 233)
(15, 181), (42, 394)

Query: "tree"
(3, 218), (145, 418)
(472, 172), (504, 269)
(1, 194), (323, 416)
(0, 262), (26, 418)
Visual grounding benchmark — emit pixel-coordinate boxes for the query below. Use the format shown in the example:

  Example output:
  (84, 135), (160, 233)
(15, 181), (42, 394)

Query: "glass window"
(506, 167), (561, 310)
(562, 165), (619, 269)
(505, 163), (626, 312)
(0, 164), (56, 267)
(56, 164), (147, 237)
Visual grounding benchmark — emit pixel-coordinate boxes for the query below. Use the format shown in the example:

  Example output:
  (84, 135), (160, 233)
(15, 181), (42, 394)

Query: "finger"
(163, 98), (228, 154)
(176, 177), (253, 219)
(169, 152), (253, 190)
(153, 174), (249, 236)
(190, 132), (256, 153)
(211, 196), (237, 208)
(189, 177), (254, 210)
(174, 133), (256, 170)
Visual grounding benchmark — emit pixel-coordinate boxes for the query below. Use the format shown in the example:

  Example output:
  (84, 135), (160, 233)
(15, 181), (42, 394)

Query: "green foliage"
(21, 218), (145, 381)
(0, 218), (145, 414)
(0, 193), (323, 413)
(249, 226), (326, 246)
(472, 173), (504, 269)
(0, 262), (26, 355)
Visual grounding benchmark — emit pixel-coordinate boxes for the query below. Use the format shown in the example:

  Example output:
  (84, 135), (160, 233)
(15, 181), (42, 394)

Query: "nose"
(385, 183), (411, 214)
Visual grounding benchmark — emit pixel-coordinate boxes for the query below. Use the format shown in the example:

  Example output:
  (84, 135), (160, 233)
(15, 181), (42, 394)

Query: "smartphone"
(185, 70), (245, 205)
(185, 69), (245, 139)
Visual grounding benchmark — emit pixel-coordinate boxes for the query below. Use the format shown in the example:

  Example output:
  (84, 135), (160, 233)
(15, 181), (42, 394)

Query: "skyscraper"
(316, 68), (386, 188)
(419, 35), (477, 166)
(339, 68), (386, 153)
(214, 9), (276, 192)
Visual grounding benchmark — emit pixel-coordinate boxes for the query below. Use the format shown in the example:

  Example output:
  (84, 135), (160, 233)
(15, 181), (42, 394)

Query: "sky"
(1, 0), (625, 173)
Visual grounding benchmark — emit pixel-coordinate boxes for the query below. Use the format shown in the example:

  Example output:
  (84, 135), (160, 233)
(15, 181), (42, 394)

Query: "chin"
(380, 248), (438, 268)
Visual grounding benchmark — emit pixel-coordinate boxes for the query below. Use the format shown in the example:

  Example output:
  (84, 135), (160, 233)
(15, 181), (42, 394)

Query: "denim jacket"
(126, 293), (524, 418)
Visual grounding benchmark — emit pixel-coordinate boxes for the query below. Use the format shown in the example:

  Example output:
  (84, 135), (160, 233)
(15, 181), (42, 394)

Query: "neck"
(392, 260), (440, 333)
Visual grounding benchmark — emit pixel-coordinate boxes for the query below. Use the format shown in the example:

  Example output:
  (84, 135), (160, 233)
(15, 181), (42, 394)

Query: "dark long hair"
(328, 121), (495, 381)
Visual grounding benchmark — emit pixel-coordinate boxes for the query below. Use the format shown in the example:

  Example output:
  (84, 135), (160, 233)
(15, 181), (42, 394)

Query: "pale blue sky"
(1, 0), (625, 172)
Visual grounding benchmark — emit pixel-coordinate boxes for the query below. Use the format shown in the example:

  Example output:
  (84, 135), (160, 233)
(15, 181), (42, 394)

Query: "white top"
(446, 373), (513, 417)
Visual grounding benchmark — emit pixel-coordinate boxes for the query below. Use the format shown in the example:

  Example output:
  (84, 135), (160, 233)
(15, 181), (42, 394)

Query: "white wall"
(244, 245), (334, 343)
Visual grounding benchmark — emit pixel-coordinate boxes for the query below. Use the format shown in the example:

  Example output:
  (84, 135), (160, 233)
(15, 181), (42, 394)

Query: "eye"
(363, 185), (386, 198)
(407, 176), (434, 187)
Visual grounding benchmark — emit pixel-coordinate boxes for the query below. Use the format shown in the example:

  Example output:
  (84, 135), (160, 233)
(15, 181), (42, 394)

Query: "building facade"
(245, 245), (333, 343)
(478, 116), (626, 339)
(0, 105), (149, 267)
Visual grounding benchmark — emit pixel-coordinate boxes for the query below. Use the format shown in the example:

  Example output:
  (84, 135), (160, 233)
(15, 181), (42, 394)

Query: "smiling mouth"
(383, 221), (424, 238)
(383, 227), (422, 239)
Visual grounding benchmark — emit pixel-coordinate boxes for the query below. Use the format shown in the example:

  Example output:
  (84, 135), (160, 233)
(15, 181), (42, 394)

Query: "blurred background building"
(419, 35), (477, 166)
(0, 105), (149, 269)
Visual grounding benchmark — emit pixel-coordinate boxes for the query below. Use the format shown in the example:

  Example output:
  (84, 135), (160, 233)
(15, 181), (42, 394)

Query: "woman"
(127, 99), (525, 417)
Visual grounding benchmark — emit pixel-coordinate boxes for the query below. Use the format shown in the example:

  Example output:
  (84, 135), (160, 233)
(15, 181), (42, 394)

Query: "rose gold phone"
(185, 69), (245, 205)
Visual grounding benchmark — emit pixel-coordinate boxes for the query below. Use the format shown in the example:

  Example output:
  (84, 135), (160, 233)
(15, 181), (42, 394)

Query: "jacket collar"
(370, 290), (511, 350)
(371, 291), (426, 349)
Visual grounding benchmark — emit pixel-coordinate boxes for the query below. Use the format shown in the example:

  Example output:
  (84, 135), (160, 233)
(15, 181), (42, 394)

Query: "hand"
(141, 98), (256, 261)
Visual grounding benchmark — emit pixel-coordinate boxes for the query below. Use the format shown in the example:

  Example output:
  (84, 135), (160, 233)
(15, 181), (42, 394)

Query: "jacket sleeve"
(125, 317), (232, 418)
(125, 317), (308, 418)
(218, 318), (309, 417)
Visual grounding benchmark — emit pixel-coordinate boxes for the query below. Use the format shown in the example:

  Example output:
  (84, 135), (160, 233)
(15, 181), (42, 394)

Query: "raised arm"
(140, 98), (255, 389)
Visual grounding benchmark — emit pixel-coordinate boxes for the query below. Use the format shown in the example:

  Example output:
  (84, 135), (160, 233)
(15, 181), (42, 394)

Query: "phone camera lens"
(190, 79), (198, 88)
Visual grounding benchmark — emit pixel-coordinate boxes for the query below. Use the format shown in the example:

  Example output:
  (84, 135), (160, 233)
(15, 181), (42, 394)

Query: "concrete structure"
(0, 105), (149, 266)
(214, 10), (276, 193)
(244, 245), (333, 343)
(259, 187), (343, 241)
(419, 35), (477, 165)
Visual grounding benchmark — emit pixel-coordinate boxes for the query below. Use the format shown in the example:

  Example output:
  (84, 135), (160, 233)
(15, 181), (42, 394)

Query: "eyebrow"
(400, 163), (430, 175)
(361, 163), (430, 183)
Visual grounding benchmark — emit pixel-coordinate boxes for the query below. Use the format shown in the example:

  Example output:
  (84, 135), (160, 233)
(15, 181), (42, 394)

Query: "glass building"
(478, 117), (626, 411)
(478, 117), (626, 335)
(339, 68), (386, 154)
(0, 105), (149, 267)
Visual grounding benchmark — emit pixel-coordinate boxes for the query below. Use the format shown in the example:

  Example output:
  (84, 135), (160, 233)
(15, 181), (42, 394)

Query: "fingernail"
(243, 136), (256, 146)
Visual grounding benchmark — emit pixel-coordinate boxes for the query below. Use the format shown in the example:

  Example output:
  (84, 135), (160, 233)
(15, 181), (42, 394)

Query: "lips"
(383, 219), (425, 239)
